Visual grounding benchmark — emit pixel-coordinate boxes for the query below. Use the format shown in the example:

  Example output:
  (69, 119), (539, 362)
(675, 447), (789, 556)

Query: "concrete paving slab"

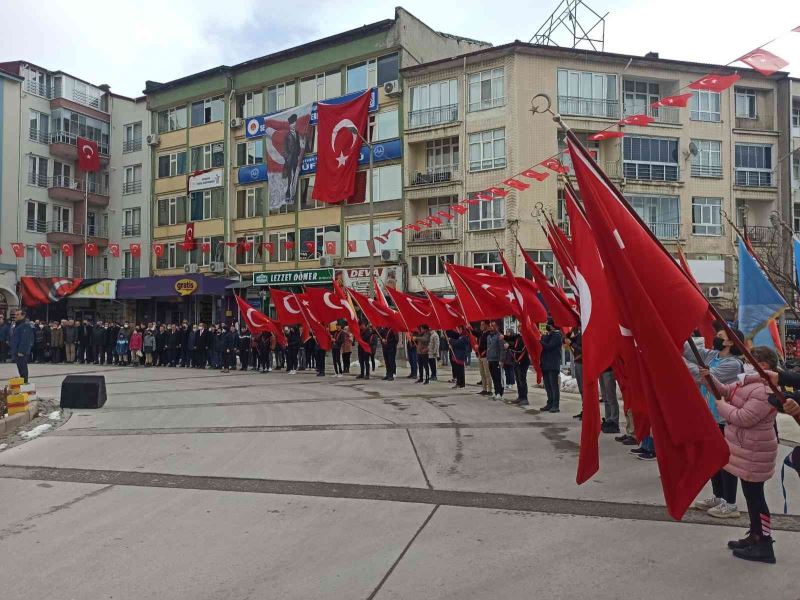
(0, 478), (110, 531)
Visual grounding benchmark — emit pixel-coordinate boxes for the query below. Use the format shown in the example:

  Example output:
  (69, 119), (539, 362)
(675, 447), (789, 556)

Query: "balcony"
(121, 267), (141, 279)
(28, 172), (48, 188)
(45, 220), (108, 244)
(735, 169), (773, 188)
(407, 104), (459, 130)
(26, 218), (47, 234)
(49, 130), (109, 161)
(24, 79), (50, 98)
(557, 96), (620, 119)
(623, 162), (679, 182)
(622, 104), (680, 125)
(122, 224), (142, 237)
(123, 138), (142, 153)
(644, 222), (681, 240)
(123, 180), (143, 195)
(408, 223), (460, 244)
(70, 88), (106, 111)
(84, 267), (109, 279)
(745, 225), (776, 245)
(691, 164), (723, 178)
(24, 265), (78, 278)
(410, 165), (460, 186)
(734, 114), (775, 132)
(47, 175), (110, 207)
(28, 126), (50, 144)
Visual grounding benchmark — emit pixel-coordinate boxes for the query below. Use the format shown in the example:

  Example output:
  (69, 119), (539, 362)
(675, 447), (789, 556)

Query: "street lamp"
(348, 126), (375, 297)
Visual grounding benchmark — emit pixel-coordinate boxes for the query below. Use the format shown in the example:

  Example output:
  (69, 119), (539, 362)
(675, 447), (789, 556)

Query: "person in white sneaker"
(685, 328), (745, 518)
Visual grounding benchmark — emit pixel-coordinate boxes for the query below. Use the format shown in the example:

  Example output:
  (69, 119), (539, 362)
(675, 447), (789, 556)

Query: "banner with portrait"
(263, 103), (313, 211)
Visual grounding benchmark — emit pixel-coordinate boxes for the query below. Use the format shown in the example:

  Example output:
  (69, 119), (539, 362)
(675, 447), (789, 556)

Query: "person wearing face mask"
(186, 324), (197, 368)
(685, 327), (745, 519)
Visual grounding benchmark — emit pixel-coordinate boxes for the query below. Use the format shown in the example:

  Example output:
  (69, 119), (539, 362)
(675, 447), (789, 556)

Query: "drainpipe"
(225, 78), (235, 275)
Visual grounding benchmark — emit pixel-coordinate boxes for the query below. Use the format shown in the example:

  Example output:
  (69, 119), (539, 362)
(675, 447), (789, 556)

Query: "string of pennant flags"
(2, 26), (797, 263)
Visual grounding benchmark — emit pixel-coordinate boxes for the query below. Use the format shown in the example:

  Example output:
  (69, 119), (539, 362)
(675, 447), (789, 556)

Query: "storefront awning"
(117, 274), (234, 300)
(226, 281), (251, 290)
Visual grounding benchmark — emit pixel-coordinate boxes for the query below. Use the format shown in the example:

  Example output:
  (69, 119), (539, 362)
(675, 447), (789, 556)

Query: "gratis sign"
(253, 268), (334, 287)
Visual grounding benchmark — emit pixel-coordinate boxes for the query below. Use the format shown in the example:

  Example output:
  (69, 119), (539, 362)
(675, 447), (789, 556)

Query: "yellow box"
(8, 405), (28, 415)
(7, 393), (29, 407)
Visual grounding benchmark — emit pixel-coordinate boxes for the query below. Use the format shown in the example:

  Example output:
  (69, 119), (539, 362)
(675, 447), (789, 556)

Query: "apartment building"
(143, 7), (488, 319)
(0, 60), (150, 316)
(401, 43), (792, 313)
(790, 79), (800, 231)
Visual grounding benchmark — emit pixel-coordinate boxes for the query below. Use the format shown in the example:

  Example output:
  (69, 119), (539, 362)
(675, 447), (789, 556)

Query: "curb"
(0, 401), (40, 436)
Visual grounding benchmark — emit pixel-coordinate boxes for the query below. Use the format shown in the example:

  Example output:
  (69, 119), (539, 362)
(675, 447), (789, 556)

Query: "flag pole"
(440, 259), (479, 352)
(84, 170), (88, 277)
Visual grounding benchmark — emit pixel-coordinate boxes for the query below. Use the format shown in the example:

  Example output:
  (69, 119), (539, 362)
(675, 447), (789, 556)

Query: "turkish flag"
(517, 245), (579, 328)
(201, 242), (211, 254)
(386, 287), (437, 331)
(450, 204), (469, 216)
(224, 242), (238, 248)
(86, 242), (99, 257)
(567, 131), (728, 520)
(619, 114), (655, 127)
(109, 243), (120, 258)
(303, 286), (350, 323)
(347, 240), (357, 253)
(284, 241), (295, 250)
(540, 158), (568, 174)
(331, 281), (371, 352)
(588, 131), (624, 141)
(325, 241), (336, 255)
(304, 241), (315, 254)
(373, 278), (390, 308)
(544, 220), (576, 287)
(425, 291), (464, 331)
(443, 264), (519, 321)
(738, 48), (788, 76)
(428, 215), (442, 226)
(240, 241), (253, 252)
(312, 90), (371, 203)
(36, 243), (51, 258)
(676, 247), (717, 349)
(651, 93), (693, 108)
(347, 286), (406, 331)
(503, 178), (529, 191)
(295, 292), (333, 351)
(270, 289), (305, 326)
(234, 295), (286, 346)
(10, 243), (24, 258)
(688, 73), (740, 92)
(61, 243), (73, 257)
(520, 168), (550, 182)
(152, 243), (164, 258)
(184, 222), (195, 243)
(130, 243), (141, 258)
(437, 210), (455, 221)
(77, 137), (100, 172)
(365, 239), (376, 255)
(262, 242), (274, 255)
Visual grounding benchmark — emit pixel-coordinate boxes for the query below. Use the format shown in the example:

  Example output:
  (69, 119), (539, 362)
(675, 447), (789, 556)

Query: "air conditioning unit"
(230, 117), (244, 129)
(209, 261), (225, 273)
(383, 80), (402, 97)
(381, 249), (400, 262)
(146, 134), (160, 147)
(319, 256), (334, 267)
(708, 286), (723, 298)
(184, 263), (199, 274)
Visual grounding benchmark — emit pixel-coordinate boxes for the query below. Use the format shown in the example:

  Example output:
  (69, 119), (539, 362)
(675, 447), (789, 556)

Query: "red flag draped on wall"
(36, 243), (51, 258)
(61, 243), (73, 257)
(11, 243), (24, 258)
(109, 243), (120, 258)
(130, 243), (141, 258)
(234, 295), (287, 346)
(86, 242), (99, 257)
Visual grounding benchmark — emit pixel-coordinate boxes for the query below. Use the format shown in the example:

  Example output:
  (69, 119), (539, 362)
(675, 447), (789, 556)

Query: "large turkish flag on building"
(77, 137), (100, 172)
(312, 90), (371, 203)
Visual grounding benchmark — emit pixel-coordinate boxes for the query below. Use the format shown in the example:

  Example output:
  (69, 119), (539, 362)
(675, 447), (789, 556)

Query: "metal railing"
(72, 88), (105, 111)
(50, 130), (109, 156)
(745, 225), (776, 245)
(122, 180), (142, 195)
(24, 265), (78, 278)
(623, 162), (679, 182)
(644, 222), (681, 239)
(122, 224), (141, 237)
(622, 104), (680, 124)
(49, 175), (109, 196)
(407, 104), (459, 129)
(123, 138), (142, 153)
(691, 164), (723, 178)
(84, 268), (109, 279)
(27, 172), (48, 187)
(44, 220), (108, 239)
(692, 223), (724, 236)
(121, 267), (141, 279)
(735, 115), (775, 131)
(557, 96), (620, 119)
(26, 218), (47, 233)
(28, 127), (49, 144)
(24, 79), (50, 98)
(601, 161), (622, 178)
(409, 223), (459, 243)
(735, 169), (773, 187)
(411, 165), (460, 186)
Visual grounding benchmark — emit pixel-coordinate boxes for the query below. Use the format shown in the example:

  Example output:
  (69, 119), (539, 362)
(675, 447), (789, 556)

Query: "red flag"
(520, 169), (550, 182)
(517, 245), (579, 328)
(295, 292), (333, 351)
(688, 73), (740, 92)
(284, 241), (295, 250)
(109, 243), (120, 258)
(129, 243), (141, 258)
(325, 241), (336, 255)
(544, 220), (576, 287)
(20, 276), (88, 306)
(347, 240), (357, 253)
(224, 242), (238, 248)
(373, 277), (390, 309)
(86, 242), (99, 257)
(540, 158), (568, 173)
(386, 287), (437, 331)
(425, 290), (464, 331)
(503, 178), (530, 191)
(650, 93), (693, 108)
(348, 286), (406, 331)
(270, 288), (305, 325)
(567, 131), (728, 520)
(303, 286), (354, 323)
(36, 243), (51, 258)
(201, 242), (212, 254)
(61, 243), (73, 257)
(588, 131), (624, 141)
(738, 48), (788, 76)
(676, 247), (717, 349)
(445, 263), (519, 321)
(304, 241), (315, 254)
(437, 210), (455, 221)
(366, 240), (376, 255)
(10, 243), (24, 258)
(240, 241), (253, 252)
(450, 204), (468, 215)
(77, 137), (100, 172)
(184, 222), (195, 244)
(332, 282), (371, 353)
(234, 295), (287, 346)
(619, 114), (655, 127)
(428, 215), (443, 226)
(151, 243), (163, 258)
(313, 90), (371, 203)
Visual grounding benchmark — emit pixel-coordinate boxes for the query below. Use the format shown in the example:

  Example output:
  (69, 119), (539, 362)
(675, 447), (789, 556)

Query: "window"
(794, 203), (800, 234)
(236, 187), (264, 218)
(267, 81), (297, 113)
(266, 230), (295, 263)
(28, 155), (48, 187)
(299, 176), (325, 210)
(157, 106), (187, 132)
(189, 189), (224, 221)
(735, 144), (773, 186)
(190, 96), (224, 126)
(366, 164), (402, 202)
(123, 165), (142, 194)
(735, 88), (757, 119)
(623, 136), (679, 181)
(236, 234), (263, 265)
(557, 69), (618, 118)
(28, 110), (49, 143)
(299, 225), (340, 260)
(157, 150), (187, 178)
(187, 235), (224, 266)
(411, 254), (455, 276)
(691, 139), (722, 177)
(409, 79), (458, 128)
(25, 247), (46, 276)
(23, 66), (50, 97)
(346, 59), (376, 94)
(427, 196), (458, 217)
(157, 195), (187, 226)
(52, 205), (71, 233)
(472, 251), (503, 274)
(122, 251), (140, 278)
(158, 242), (189, 270)
(793, 152), (800, 185)
(300, 71), (341, 104)
(26, 201), (46, 233)
(346, 220), (401, 257)
(623, 80), (659, 116)
(236, 91), (263, 119)
(236, 139), (264, 166)
(524, 250), (554, 279)
(123, 208), (141, 237)
(369, 109), (399, 142)
(468, 68), (505, 112)
(690, 90), (721, 122)
(467, 192), (504, 231)
(469, 129), (506, 171)
(50, 107), (110, 153)
(123, 122), (142, 152)
(627, 195), (680, 239)
(190, 142), (225, 171)
(377, 54), (399, 86)
(692, 197), (722, 236)
(793, 104), (800, 128)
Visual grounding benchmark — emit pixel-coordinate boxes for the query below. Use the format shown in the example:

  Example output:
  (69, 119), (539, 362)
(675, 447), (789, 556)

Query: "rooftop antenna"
(530, 0), (608, 52)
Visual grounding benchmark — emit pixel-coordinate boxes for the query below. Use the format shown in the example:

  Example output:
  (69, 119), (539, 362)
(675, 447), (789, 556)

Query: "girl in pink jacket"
(704, 346), (779, 564)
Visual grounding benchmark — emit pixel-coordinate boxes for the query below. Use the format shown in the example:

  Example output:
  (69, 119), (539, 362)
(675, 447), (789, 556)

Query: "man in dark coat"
(282, 113), (303, 203)
(10, 309), (35, 383)
(379, 327), (398, 381)
(539, 323), (564, 413)
(238, 325), (251, 371)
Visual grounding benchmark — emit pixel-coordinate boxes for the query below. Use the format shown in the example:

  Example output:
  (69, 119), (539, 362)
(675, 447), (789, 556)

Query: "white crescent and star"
(368, 299), (389, 316)
(283, 296), (300, 314)
(263, 127), (285, 165)
(331, 119), (358, 168)
(574, 269), (592, 331)
(81, 144), (95, 158)
(407, 298), (431, 317)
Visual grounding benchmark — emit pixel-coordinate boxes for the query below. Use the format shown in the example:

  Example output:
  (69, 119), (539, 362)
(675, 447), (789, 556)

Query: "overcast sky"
(1, 0), (798, 97)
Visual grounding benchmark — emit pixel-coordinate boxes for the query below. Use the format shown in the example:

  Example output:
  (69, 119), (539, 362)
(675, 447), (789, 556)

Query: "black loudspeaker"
(60, 375), (107, 409)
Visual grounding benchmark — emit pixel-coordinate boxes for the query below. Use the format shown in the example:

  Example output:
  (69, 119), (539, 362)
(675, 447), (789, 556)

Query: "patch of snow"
(0, 443), (7, 451)
(19, 423), (52, 440)
(47, 410), (61, 420)
(560, 375), (580, 394)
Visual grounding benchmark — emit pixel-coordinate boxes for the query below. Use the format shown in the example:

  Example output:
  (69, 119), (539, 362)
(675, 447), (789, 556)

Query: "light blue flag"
(738, 238), (786, 342)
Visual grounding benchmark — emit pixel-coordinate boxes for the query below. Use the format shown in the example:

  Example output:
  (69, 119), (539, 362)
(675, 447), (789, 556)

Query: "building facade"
(401, 43), (793, 315)
(143, 7), (488, 319)
(0, 60), (150, 318)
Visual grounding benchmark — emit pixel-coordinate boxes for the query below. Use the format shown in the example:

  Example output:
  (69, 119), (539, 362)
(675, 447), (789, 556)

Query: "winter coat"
(10, 320), (34, 356)
(683, 343), (744, 424)
(106, 326), (120, 347)
(448, 332), (470, 364)
(415, 331), (431, 355)
(0, 322), (10, 343)
(50, 327), (64, 348)
(143, 333), (156, 352)
(239, 331), (252, 352)
(341, 332), (353, 353)
(62, 325), (76, 344)
(286, 328), (301, 349)
(220, 330), (237, 350)
(428, 330), (440, 357)
(129, 331), (143, 352)
(187, 330), (197, 351)
(485, 331), (504, 361)
(714, 374), (779, 483)
(167, 331), (179, 349)
(78, 324), (91, 345)
(120, 326), (132, 341)
(115, 337), (129, 356)
(156, 331), (168, 351)
(92, 326), (106, 346)
(539, 330), (563, 371)
(34, 326), (45, 347)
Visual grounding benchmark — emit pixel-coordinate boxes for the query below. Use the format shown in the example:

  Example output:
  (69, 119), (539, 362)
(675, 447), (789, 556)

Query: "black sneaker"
(540, 405), (553, 412)
(727, 532), (755, 550)
(614, 435), (628, 442)
(572, 412), (583, 419)
(601, 421), (620, 434)
(548, 407), (560, 413)
(622, 436), (638, 446)
(732, 538), (776, 564)
(630, 447), (648, 455)
(637, 451), (657, 461)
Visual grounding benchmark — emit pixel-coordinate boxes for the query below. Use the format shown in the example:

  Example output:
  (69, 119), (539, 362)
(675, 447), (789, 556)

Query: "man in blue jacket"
(539, 322), (563, 413)
(10, 309), (35, 383)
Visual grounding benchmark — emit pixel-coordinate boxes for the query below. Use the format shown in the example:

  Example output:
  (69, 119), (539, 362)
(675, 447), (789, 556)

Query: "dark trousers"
(0, 341), (8, 362)
(741, 479), (771, 538)
(452, 361), (465, 387)
(503, 364), (515, 386)
(710, 426), (738, 503)
(342, 352), (351, 373)
(287, 347), (298, 371)
(316, 349), (326, 374)
(332, 348), (342, 374)
(167, 349), (176, 366)
(93, 344), (105, 364)
(222, 349), (234, 370)
(428, 357), (437, 380)
(515, 360), (530, 401)
(384, 347), (397, 378)
(417, 354), (430, 382)
(358, 348), (370, 377)
(407, 347), (417, 377)
(193, 349), (206, 368)
(488, 360), (503, 396)
(182, 348), (191, 366)
(240, 349), (250, 370)
(15, 355), (29, 383)
(259, 349), (271, 370)
(542, 369), (560, 408)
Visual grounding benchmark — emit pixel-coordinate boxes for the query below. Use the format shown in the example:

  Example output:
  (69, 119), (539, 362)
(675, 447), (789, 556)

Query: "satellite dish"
(688, 141), (699, 156)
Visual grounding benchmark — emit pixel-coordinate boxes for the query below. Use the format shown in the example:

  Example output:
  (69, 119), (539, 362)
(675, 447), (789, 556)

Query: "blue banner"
(738, 237), (786, 343)
(245, 88), (378, 138)
(300, 137), (401, 175)
(237, 163), (268, 185)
